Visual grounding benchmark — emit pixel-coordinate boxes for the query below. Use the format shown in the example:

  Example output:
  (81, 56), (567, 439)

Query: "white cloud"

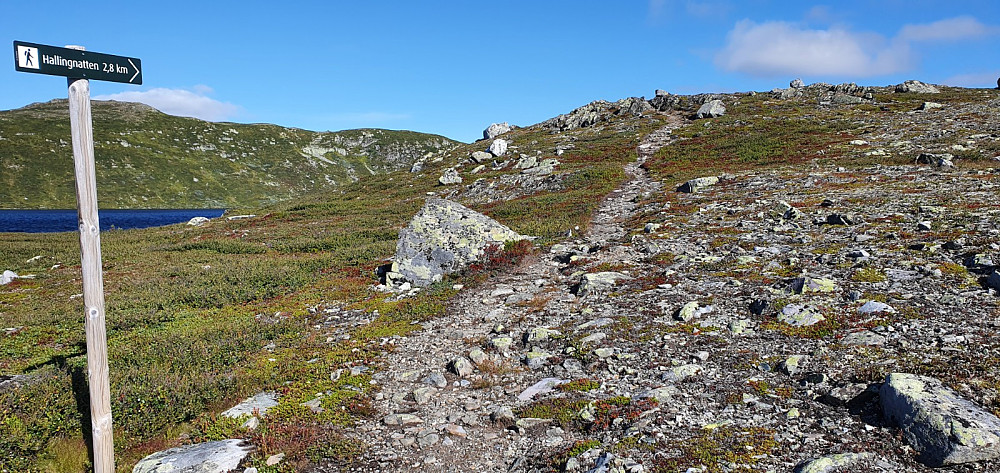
(898, 16), (998, 42)
(715, 20), (911, 77)
(93, 86), (239, 121)
(940, 71), (1000, 88)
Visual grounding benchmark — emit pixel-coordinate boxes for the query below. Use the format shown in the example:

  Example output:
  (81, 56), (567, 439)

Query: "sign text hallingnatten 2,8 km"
(14, 41), (142, 84)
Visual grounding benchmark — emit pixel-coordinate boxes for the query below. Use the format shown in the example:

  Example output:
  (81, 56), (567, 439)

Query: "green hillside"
(0, 100), (458, 209)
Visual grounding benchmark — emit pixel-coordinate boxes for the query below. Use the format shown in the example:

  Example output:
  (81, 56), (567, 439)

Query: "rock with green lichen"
(880, 373), (1000, 466)
(391, 198), (526, 287)
(795, 452), (875, 473)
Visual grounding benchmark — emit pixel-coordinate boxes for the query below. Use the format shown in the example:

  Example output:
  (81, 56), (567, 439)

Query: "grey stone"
(483, 122), (511, 140)
(790, 78), (805, 88)
(470, 151), (492, 163)
(449, 357), (474, 377)
(662, 364), (702, 382)
(858, 301), (895, 314)
(695, 99), (726, 119)
(616, 97), (653, 116)
(391, 198), (525, 287)
(514, 155), (537, 169)
(778, 304), (825, 327)
(788, 277), (837, 294)
(677, 176), (719, 193)
(517, 378), (567, 401)
(186, 216), (210, 226)
(841, 331), (887, 346)
(132, 439), (251, 473)
(438, 168), (462, 185)
(488, 138), (508, 157)
(895, 80), (940, 94)
(1, 270), (17, 285)
(675, 301), (699, 322)
(413, 387), (436, 405)
(221, 391), (278, 419)
(795, 453), (875, 473)
(881, 373), (1000, 465)
(919, 101), (943, 111)
(578, 272), (628, 296)
(524, 327), (560, 344)
(384, 413), (424, 426)
(423, 372), (448, 388)
(779, 355), (809, 375)
(987, 270), (1000, 291)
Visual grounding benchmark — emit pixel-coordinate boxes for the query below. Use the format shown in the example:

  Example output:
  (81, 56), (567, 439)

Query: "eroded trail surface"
(341, 120), (682, 472)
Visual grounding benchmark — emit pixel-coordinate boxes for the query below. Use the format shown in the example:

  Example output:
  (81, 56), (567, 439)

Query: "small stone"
(523, 349), (551, 369)
(413, 387), (436, 405)
(491, 406), (516, 424)
(438, 168), (462, 185)
(593, 348), (614, 359)
(449, 357), (474, 378)
(778, 304), (825, 327)
(858, 301), (895, 314)
(468, 348), (488, 364)
(677, 176), (719, 193)
(488, 139), (508, 157)
(489, 337), (513, 352)
(265, 453), (284, 466)
(789, 277), (837, 294)
(674, 301), (699, 322)
(483, 122), (511, 140)
(786, 408), (801, 419)
(779, 355), (808, 375)
(470, 150), (492, 163)
(423, 372), (448, 388)
(384, 413), (424, 426)
(524, 327), (560, 344)
(796, 453), (875, 473)
(418, 433), (440, 447)
(443, 423), (467, 437)
(662, 364), (702, 382)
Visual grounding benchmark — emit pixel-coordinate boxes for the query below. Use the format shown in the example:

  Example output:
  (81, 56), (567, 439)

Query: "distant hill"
(0, 100), (459, 209)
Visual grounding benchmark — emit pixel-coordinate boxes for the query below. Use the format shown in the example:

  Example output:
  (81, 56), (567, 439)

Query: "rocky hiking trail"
(337, 120), (682, 472)
(333, 103), (1000, 471)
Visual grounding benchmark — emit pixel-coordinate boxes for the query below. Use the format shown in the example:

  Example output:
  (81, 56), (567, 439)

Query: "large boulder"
(390, 199), (526, 287)
(483, 122), (511, 140)
(695, 100), (726, 118)
(132, 439), (252, 473)
(880, 373), (1000, 466)
(488, 139), (508, 157)
(895, 80), (940, 94)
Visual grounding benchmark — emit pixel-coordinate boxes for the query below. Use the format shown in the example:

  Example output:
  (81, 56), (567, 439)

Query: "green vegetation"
(0, 100), (457, 209)
(0, 105), (649, 471)
(650, 426), (779, 472)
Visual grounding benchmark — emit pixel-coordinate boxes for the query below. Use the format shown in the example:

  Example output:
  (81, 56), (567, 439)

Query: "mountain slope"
(0, 100), (458, 209)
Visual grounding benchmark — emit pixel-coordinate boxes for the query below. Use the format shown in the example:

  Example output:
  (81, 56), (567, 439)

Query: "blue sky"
(3, 1), (998, 142)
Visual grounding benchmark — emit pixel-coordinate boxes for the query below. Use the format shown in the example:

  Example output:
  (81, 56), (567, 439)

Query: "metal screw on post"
(66, 44), (115, 473)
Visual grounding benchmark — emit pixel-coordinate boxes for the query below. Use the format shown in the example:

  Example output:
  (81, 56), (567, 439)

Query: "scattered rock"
(470, 151), (492, 163)
(488, 139), (509, 157)
(881, 373), (1000, 465)
(790, 78), (805, 88)
(778, 304), (825, 327)
(794, 452), (875, 473)
(221, 392), (278, 419)
(438, 168), (462, 185)
(895, 80), (940, 94)
(449, 357), (474, 378)
(578, 272), (628, 296)
(132, 439), (251, 473)
(676, 176), (719, 193)
(484, 122), (512, 140)
(1, 270), (17, 285)
(390, 198), (525, 287)
(695, 99), (726, 119)
(187, 216), (210, 226)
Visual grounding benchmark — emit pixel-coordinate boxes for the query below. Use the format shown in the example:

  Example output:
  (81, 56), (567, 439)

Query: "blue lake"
(0, 209), (227, 233)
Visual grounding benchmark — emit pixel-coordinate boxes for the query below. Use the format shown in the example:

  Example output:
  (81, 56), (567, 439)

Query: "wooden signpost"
(14, 41), (143, 473)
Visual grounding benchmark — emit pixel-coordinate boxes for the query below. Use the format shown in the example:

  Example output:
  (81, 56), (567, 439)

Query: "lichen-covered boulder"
(895, 80), (940, 94)
(389, 198), (525, 287)
(133, 439), (251, 473)
(696, 99), (726, 118)
(880, 373), (1000, 466)
(483, 122), (511, 140)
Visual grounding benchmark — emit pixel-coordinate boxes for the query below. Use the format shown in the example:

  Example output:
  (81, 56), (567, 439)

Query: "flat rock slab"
(221, 391), (278, 419)
(880, 373), (1000, 466)
(133, 439), (251, 473)
(795, 452), (874, 473)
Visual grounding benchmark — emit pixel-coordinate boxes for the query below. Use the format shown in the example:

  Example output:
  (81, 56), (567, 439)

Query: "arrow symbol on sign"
(128, 59), (140, 83)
